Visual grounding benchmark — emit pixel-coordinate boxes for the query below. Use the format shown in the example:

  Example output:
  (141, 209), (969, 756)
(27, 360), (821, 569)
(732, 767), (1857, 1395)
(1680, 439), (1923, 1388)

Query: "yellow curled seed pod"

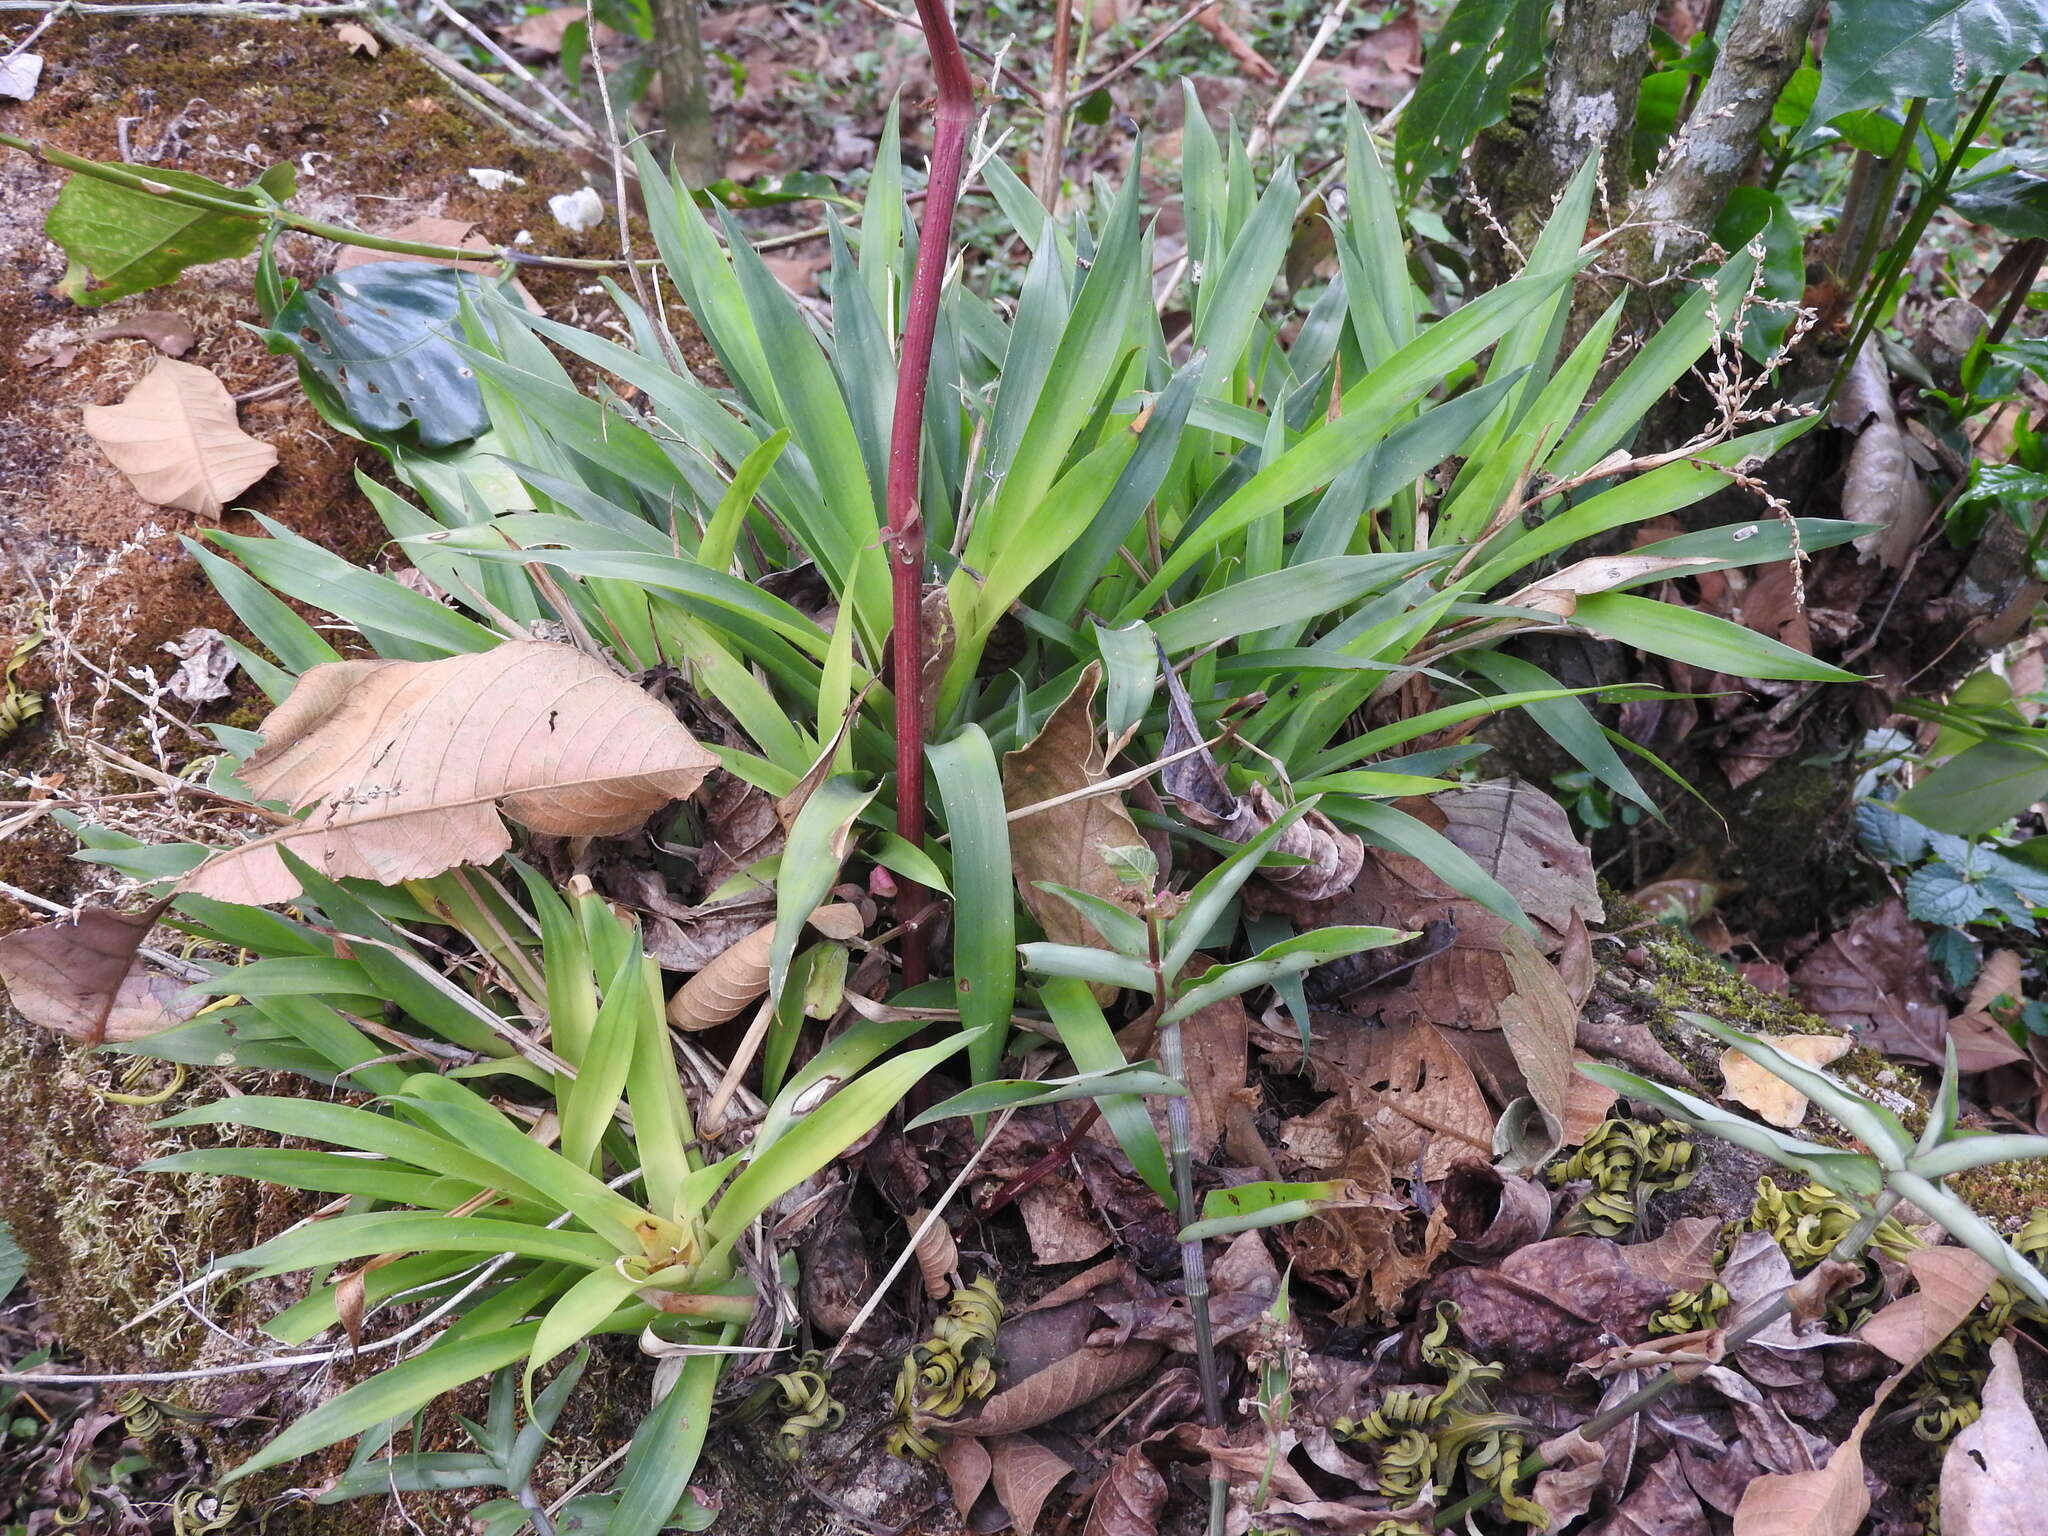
(888, 1276), (1004, 1459)
(171, 1487), (243, 1536)
(1374, 1428), (1438, 1504)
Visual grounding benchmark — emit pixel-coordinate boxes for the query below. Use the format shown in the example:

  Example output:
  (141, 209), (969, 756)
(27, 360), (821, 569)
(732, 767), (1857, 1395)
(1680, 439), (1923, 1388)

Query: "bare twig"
(1245, 0), (1350, 159)
(419, 0), (600, 145)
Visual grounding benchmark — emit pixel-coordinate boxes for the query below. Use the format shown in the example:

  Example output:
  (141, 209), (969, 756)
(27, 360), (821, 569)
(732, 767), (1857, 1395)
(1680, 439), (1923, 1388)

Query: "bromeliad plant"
(5, 56), (1884, 1536)
(110, 856), (974, 1527)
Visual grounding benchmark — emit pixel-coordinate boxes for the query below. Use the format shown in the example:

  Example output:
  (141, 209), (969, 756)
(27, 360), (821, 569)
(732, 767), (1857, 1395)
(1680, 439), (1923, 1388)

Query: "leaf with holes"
(261, 263), (492, 447)
(48, 161), (296, 307)
(1394, 0), (1547, 193)
(83, 359), (279, 518)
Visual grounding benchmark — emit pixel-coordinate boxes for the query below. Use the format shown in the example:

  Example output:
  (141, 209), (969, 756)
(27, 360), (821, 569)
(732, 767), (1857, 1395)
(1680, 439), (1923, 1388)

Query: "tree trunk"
(1536, 0), (1658, 215)
(650, 0), (718, 188)
(1620, 0), (1824, 282)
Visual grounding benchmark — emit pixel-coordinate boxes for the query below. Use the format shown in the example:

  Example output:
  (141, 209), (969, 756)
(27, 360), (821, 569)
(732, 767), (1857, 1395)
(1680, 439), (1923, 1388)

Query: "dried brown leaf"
(666, 922), (772, 1029)
(1441, 1161), (1553, 1262)
(1857, 1245), (1998, 1368)
(1791, 897), (1948, 1064)
(1717, 1033), (1852, 1128)
(1497, 924), (1578, 1156)
(1083, 1441), (1166, 1536)
(936, 1435), (991, 1518)
(334, 20), (381, 54)
(1623, 1217), (1725, 1290)
(83, 358), (278, 518)
(1003, 663), (1150, 957)
(0, 901), (193, 1044)
(947, 1343), (1162, 1437)
(1940, 1338), (2048, 1535)
(184, 643), (718, 905)
(1832, 342), (1929, 569)
(83, 310), (197, 358)
(988, 1434), (1074, 1536)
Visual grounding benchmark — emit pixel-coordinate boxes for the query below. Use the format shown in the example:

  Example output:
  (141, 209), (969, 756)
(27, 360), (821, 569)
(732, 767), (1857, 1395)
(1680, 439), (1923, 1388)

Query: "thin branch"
(1245, 0), (1350, 160)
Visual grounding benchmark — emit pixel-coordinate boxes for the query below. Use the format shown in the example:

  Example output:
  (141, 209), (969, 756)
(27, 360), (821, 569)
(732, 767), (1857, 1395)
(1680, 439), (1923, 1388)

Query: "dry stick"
(1425, 1189), (1904, 1530)
(1075, 0), (1214, 98)
(0, 0), (360, 10)
(360, 12), (595, 156)
(419, 0), (600, 146)
(886, 0), (974, 984)
(1031, 0), (1075, 209)
(582, 0), (680, 373)
(0, 130), (648, 270)
(1243, 0), (1350, 160)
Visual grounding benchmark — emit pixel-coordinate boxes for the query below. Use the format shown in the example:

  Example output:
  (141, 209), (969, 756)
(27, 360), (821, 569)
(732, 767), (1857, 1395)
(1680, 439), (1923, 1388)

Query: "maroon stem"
(886, 0), (974, 985)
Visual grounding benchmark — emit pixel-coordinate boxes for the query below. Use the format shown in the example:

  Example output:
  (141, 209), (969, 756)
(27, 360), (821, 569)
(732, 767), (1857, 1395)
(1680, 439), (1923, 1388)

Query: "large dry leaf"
(185, 642), (718, 904)
(1731, 1405), (1876, 1536)
(1003, 663), (1149, 957)
(1791, 897), (1948, 1064)
(1735, 1235), (1985, 1536)
(1083, 1441), (1167, 1536)
(0, 901), (194, 1044)
(1434, 780), (1601, 941)
(936, 1437), (992, 1520)
(1858, 1245), (1998, 1369)
(82, 358), (278, 518)
(1496, 924), (1577, 1155)
(1258, 780), (1597, 1032)
(988, 1434), (1075, 1536)
(1349, 1020), (1495, 1179)
(1940, 1339), (2048, 1535)
(1717, 1033), (1852, 1128)
(947, 1343), (1162, 1436)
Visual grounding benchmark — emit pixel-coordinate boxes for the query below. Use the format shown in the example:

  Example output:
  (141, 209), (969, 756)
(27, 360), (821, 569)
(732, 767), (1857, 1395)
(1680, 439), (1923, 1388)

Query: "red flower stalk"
(886, 0), (974, 984)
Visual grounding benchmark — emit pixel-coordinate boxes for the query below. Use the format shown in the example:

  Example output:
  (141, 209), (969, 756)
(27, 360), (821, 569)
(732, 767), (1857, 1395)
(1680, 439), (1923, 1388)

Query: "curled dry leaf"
(1940, 1338), (2048, 1536)
(1158, 653), (1362, 900)
(1083, 1440), (1168, 1536)
(1832, 341), (1929, 569)
(161, 626), (236, 705)
(334, 19), (380, 54)
(83, 310), (197, 358)
(1003, 662), (1151, 958)
(936, 1435), (992, 1518)
(1717, 1033), (1852, 1128)
(185, 642), (717, 905)
(83, 358), (278, 519)
(1440, 1160), (1553, 1262)
(1505, 554), (1719, 619)
(665, 904), (862, 1030)
(908, 1207), (959, 1300)
(0, 901), (194, 1044)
